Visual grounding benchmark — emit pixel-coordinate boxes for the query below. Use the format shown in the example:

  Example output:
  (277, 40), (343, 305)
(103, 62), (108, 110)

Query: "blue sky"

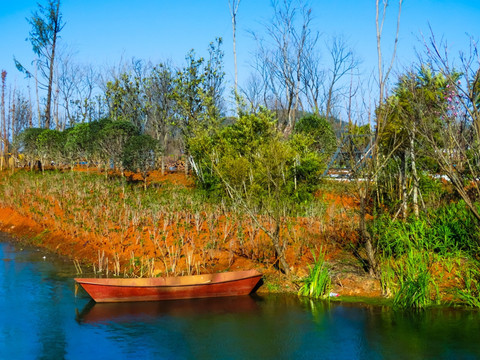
(1, 0), (479, 94)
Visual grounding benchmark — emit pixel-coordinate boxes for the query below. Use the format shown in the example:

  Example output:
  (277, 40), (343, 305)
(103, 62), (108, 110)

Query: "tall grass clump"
(375, 201), (479, 257)
(374, 200), (480, 308)
(391, 250), (438, 309)
(457, 263), (480, 308)
(298, 250), (331, 299)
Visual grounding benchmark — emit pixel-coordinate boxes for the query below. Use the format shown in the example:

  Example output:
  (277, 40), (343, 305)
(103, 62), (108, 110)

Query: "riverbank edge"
(0, 203), (392, 305)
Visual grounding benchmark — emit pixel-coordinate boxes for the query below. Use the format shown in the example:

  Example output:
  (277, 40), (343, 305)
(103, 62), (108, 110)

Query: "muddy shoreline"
(0, 203), (382, 299)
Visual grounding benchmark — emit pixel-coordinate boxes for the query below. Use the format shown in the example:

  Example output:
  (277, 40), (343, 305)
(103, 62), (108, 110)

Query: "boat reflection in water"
(76, 295), (261, 324)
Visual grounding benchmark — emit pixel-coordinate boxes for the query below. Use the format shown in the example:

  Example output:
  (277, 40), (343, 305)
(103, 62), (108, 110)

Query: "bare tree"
(75, 64), (101, 123)
(57, 52), (79, 126)
(228, 0), (241, 97)
(419, 31), (480, 225)
(301, 50), (324, 115)
(16, 0), (64, 129)
(300, 35), (359, 126)
(253, 0), (318, 134)
(144, 62), (176, 174)
(1, 71), (6, 170)
(324, 36), (359, 122)
(240, 73), (265, 113)
(376, 0), (403, 107)
(424, 30), (480, 144)
(11, 91), (33, 137)
(352, 0), (403, 276)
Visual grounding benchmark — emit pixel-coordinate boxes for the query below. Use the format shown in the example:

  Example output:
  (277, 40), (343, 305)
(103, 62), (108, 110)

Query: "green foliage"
(190, 110), (327, 204)
(144, 63), (176, 144)
(122, 134), (159, 177)
(390, 249), (438, 309)
(15, 117), (159, 177)
(65, 118), (111, 164)
(374, 200), (480, 308)
(36, 129), (66, 166)
(379, 67), (448, 154)
(189, 109), (278, 194)
(375, 67), (450, 213)
(27, 0), (64, 57)
(97, 120), (140, 171)
(189, 109), (329, 275)
(172, 38), (225, 149)
(288, 134), (325, 201)
(106, 73), (147, 130)
(376, 156), (446, 211)
(294, 114), (337, 157)
(16, 127), (46, 161)
(298, 250), (332, 299)
(219, 111), (277, 156)
(374, 201), (479, 257)
(457, 264), (480, 307)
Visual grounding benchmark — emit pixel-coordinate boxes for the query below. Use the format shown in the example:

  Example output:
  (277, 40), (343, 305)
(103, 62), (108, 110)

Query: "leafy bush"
(123, 134), (159, 188)
(37, 129), (66, 168)
(294, 114), (336, 157)
(97, 120), (140, 172)
(65, 119), (112, 165)
(190, 110), (329, 204)
(15, 127), (46, 167)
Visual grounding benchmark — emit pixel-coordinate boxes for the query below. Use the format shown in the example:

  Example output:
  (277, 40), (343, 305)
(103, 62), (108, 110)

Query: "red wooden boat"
(75, 269), (262, 303)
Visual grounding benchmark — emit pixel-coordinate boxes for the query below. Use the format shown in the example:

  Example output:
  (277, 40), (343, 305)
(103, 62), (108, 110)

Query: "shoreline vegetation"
(1, 167), (479, 309)
(0, 168), (381, 298)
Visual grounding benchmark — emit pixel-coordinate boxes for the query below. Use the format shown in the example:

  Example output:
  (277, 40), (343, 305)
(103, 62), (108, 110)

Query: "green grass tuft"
(298, 249), (331, 299)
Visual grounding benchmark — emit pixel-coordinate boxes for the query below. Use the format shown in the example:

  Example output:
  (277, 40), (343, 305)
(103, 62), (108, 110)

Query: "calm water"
(1, 233), (480, 360)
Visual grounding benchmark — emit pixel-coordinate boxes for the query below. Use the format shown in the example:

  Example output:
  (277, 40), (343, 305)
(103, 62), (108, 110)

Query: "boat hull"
(75, 270), (262, 303)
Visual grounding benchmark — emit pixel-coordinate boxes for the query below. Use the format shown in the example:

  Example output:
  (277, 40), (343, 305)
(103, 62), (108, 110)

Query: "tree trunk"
(272, 218), (290, 276)
(1, 71), (5, 171)
(359, 185), (378, 276)
(44, 1), (60, 129)
(401, 153), (407, 219)
(11, 90), (16, 147)
(35, 64), (41, 126)
(410, 126), (419, 218)
(230, 0), (239, 97)
(45, 37), (57, 129)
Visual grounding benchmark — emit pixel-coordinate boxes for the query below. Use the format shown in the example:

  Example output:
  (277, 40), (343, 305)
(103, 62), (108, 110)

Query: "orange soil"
(0, 170), (381, 297)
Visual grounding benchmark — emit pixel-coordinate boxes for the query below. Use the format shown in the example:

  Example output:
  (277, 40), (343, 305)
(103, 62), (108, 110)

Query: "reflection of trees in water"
(301, 297), (480, 359)
(363, 306), (480, 358)
(183, 294), (307, 360)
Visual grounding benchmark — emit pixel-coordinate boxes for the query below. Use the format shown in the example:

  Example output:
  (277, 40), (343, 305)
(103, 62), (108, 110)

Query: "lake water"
(1, 232), (480, 359)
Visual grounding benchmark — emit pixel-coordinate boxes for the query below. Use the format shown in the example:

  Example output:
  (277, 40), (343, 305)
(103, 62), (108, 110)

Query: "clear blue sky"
(1, 0), (479, 94)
